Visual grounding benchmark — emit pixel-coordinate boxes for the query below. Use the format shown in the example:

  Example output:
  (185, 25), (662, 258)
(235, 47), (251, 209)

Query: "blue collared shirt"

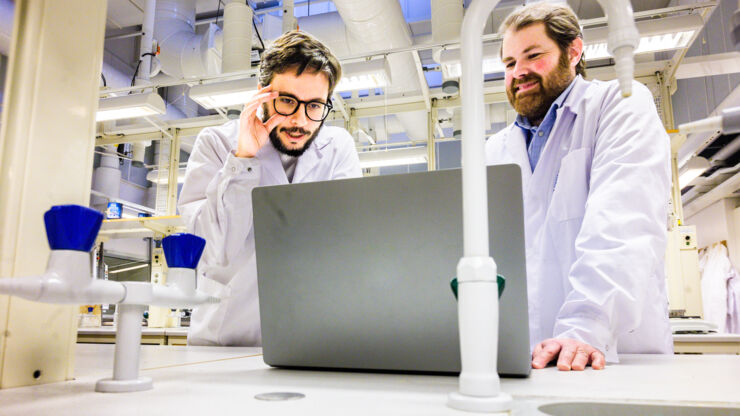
(514, 77), (578, 171)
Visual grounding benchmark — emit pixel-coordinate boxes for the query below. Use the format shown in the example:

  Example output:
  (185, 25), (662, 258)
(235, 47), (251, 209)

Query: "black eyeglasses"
(273, 94), (333, 122)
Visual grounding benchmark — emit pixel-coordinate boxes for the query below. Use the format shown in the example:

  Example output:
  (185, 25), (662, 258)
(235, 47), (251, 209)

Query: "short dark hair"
(499, 3), (586, 77)
(259, 30), (342, 99)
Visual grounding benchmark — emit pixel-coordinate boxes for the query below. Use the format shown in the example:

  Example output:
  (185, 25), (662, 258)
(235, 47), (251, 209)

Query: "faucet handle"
(44, 205), (103, 252)
(161, 233), (206, 269)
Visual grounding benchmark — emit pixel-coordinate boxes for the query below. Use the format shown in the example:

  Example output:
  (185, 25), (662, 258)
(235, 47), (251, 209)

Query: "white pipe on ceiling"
(222, 0), (253, 74)
(331, 0), (428, 141)
(154, 0), (222, 78)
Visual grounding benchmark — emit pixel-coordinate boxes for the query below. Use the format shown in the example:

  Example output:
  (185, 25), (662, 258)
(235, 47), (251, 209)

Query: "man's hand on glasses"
(235, 85), (286, 159)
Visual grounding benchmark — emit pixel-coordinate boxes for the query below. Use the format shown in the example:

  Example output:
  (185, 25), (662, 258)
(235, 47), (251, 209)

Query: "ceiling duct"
(330, 0), (428, 141)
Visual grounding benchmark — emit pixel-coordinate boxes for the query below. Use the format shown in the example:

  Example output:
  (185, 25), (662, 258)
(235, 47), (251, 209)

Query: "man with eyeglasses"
(179, 31), (362, 346)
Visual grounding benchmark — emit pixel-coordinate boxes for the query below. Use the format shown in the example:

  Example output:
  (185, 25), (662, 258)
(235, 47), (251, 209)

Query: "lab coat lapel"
(293, 129), (330, 183)
(504, 126), (532, 192)
(293, 143), (322, 183)
(257, 142), (289, 185)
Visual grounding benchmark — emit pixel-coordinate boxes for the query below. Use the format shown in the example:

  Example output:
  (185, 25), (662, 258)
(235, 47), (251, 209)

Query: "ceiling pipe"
(432, 0), (463, 95)
(330, 0), (428, 141)
(154, 0), (222, 79)
(222, 0), (254, 118)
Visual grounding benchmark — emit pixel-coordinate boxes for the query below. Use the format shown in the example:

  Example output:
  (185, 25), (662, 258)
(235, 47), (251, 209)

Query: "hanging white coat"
(485, 75), (673, 362)
(179, 119), (362, 346)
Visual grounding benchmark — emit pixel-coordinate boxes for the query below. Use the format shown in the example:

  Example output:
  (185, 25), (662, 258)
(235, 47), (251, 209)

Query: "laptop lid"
(253, 164), (530, 376)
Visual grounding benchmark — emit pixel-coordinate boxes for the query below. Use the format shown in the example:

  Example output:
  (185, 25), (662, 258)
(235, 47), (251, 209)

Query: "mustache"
(513, 75), (542, 90)
(280, 127), (312, 135)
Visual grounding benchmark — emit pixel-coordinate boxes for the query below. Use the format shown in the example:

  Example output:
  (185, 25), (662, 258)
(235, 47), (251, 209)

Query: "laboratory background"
(0, 0), (739, 415)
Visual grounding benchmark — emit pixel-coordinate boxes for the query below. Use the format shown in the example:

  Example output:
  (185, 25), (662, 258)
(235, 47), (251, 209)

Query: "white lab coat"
(699, 243), (734, 333)
(485, 75), (673, 362)
(179, 120), (362, 345)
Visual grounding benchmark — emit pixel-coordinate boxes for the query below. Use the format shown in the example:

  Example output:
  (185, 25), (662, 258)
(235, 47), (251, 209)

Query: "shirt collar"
(514, 75), (579, 131)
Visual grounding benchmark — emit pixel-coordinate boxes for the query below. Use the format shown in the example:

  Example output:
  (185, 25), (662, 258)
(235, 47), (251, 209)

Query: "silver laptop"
(253, 164), (530, 377)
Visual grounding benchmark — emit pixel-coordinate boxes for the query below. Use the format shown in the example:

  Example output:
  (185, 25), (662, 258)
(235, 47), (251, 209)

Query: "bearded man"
(486, 3), (673, 371)
(179, 31), (361, 346)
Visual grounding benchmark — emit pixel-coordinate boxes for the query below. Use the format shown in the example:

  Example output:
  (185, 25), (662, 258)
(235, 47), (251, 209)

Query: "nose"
(512, 60), (530, 80)
(291, 103), (309, 127)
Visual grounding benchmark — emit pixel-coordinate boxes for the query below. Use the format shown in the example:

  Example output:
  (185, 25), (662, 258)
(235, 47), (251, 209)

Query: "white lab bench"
(0, 344), (738, 415)
(77, 326), (189, 345)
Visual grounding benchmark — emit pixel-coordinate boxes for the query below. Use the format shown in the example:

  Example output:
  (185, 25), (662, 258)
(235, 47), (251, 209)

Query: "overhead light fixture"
(96, 92), (167, 122)
(584, 30), (696, 60)
(436, 13), (704, 77)
(438, 43), (504, 79)
(583, 14), (703, 60)
(678, 156), (710, 188)
(358, 146), (427, 169)
(189, 77), (259, 109)
(335, 58), (392, 92)
(146, 167), (187, 185)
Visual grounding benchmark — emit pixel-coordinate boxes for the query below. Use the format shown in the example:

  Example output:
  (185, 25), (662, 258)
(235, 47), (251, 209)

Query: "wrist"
(234, 149), (256, 159)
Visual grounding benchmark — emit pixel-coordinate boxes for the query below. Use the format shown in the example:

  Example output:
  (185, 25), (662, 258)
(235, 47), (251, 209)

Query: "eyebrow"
(277, 91), (327, 104)
(502, 44), (545, 63)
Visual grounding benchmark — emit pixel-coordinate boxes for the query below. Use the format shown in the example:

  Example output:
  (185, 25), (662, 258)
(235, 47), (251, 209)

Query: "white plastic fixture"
(335, 58), (392, 92)
(189, 77), (259, 109)
(449, 0), (638, 412)
(0, 207), (219, 394)
(678, 156), (710, 188)
(358, 146), (427, 169)
(96, 92), (167, 122)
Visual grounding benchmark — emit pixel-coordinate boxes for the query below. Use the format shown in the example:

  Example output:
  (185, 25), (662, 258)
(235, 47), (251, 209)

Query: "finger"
(244, 91), (279, 109)
(532, 341), (561, 369)
(556, 343), (577, 371)
(590, 351), (606, 370)
(532, 341), (546, 358)
(571, 347), (590, 371)
(263, 113), (287, 132)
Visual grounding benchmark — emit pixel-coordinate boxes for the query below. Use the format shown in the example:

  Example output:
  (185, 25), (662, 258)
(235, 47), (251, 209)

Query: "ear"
(569, 37), (583, 69)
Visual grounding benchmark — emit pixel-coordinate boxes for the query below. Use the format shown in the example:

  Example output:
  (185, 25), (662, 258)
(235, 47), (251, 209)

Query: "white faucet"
(0, 205), (218, 392)
(449, 0), (638, 413)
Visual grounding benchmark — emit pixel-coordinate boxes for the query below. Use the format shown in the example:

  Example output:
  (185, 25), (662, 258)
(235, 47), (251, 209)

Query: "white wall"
(685, 197), (740, 266)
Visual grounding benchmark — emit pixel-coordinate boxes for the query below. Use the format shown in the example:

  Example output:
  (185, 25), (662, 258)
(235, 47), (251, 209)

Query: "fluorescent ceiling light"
(582, 14), (703, 60)
(678, 156), (710, 188)
(336, 58), (391, 92)
(359, 146), (428, 169)
(189, 78), (259, 109)
(439, 43), (504, 78)
(146, 167), (187, 185)
(96, 92), (166, 122)
(584, 30), (696, 60)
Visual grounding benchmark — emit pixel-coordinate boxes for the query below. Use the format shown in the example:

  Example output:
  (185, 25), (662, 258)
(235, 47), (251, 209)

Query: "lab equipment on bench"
(252, 164), (530, 377)
(0, 205), (218, 392)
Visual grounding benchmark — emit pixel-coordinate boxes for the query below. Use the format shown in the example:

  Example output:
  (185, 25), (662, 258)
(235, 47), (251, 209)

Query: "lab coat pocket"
(550, 148), (590, 222)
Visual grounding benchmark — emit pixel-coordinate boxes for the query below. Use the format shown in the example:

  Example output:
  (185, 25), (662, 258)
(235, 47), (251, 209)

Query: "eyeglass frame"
(272, 93), (334, 122)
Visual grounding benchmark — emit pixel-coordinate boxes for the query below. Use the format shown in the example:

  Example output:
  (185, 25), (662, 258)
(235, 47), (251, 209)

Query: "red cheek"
(532, 59), (551, 73)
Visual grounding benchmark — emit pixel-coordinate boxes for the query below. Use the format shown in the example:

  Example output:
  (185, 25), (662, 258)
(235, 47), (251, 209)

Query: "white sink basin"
(538, 402), (740, 416)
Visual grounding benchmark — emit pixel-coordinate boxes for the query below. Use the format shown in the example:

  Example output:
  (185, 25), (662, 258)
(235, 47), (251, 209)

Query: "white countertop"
(673, 333), (740, 342)
(77, 326), (189, 336)
(0, 345), (738, 416)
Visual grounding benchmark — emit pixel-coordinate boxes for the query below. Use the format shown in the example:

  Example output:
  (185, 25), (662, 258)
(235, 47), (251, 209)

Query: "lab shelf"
(97, 215), (186, 240)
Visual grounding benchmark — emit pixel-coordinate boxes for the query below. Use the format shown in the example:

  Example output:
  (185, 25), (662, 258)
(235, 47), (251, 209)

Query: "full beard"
(262, 103), (323, 157)
(506, 52), (574, 124)
(268, 124), (322, 157)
